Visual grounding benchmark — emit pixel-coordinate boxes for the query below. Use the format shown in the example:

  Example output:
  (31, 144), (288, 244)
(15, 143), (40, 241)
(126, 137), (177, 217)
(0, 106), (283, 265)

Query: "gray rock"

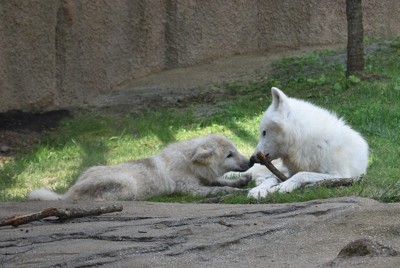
(1, 197), (400, 267)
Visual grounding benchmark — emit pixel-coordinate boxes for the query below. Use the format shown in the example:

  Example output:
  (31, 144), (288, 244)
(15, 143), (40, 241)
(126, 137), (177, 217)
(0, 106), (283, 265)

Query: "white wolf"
(247, 87), (369, 198)
(28, 134), (251, 201)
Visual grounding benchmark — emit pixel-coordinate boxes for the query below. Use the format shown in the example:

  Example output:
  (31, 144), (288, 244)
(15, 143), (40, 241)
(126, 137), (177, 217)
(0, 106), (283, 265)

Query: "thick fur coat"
(248, 87), (369, 198)
(28, 134), (251, 201)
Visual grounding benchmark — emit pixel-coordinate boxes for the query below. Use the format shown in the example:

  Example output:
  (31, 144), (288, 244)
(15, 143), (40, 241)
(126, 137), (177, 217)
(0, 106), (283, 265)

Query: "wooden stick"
(0, 204), (123, 228)
(256, 152), (289, 182)
(303, 177), (355, 189)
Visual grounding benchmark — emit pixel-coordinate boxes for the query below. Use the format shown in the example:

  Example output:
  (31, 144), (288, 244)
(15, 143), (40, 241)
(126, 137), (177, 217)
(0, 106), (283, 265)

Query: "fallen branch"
(303, 177), (355, 189)
(256, 152), (289, 182)
(0, 204), (123, 228)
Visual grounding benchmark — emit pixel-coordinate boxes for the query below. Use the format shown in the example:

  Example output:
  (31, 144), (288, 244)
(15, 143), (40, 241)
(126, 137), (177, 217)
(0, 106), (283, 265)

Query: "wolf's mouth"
(249, 155), (259, 167)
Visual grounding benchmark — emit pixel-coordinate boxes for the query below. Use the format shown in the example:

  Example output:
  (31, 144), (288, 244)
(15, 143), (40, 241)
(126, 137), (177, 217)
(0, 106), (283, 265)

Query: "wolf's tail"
(28, 188), (63, 200)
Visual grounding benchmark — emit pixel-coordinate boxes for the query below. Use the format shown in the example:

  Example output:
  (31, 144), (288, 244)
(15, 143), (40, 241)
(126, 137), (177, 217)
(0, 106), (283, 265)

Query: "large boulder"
(1, 197), (400, 266)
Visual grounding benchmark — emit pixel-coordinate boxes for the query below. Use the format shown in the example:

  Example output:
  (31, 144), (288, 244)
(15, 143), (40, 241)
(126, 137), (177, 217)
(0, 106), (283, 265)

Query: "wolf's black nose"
(249, 155), (259, 167)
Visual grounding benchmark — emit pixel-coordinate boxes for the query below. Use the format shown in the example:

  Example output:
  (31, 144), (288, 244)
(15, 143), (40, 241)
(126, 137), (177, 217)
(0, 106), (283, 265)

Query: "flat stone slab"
(1, 197), (400, 267)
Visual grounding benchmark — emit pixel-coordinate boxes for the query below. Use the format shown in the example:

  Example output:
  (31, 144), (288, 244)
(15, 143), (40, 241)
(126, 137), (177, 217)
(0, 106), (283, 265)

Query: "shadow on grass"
(0, 136), (111, 201)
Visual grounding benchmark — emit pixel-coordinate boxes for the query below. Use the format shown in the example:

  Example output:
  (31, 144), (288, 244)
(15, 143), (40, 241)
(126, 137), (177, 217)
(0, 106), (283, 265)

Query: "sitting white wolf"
(248, 87), (369, 198)
(28, 134), (251, 201)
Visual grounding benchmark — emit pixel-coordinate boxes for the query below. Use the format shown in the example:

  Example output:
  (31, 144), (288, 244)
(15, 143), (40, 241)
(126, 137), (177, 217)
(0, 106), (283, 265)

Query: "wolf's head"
(250, 87), (292, 166)
(191, 134), (250, 182)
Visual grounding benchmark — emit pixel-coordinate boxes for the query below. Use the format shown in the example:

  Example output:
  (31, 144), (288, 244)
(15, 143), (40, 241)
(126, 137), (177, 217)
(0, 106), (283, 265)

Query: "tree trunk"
(346, 0), (364, 77)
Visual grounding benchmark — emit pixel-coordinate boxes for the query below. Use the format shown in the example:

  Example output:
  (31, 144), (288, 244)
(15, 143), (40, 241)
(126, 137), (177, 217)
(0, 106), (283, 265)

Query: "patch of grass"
(1, 36), (399, 203)
(146, 193), (206, 203)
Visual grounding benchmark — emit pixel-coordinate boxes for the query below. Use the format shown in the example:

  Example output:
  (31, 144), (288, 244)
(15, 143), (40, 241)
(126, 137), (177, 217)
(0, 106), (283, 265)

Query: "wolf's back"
(28, 188), (63, 200)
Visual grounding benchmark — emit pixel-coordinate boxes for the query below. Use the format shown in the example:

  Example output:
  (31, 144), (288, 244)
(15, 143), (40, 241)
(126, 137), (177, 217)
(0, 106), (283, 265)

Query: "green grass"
(1, 36), (399, 203)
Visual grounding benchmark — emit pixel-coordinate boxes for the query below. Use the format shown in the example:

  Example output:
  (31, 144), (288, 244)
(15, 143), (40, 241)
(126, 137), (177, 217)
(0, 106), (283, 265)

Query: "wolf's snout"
(249, 155), (259, 167)
(237, 159), (251, 172)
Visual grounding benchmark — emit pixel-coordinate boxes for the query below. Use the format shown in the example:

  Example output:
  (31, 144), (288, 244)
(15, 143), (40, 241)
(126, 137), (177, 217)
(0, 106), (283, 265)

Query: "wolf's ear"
(191, 146), (215, 164)
(271, 87), (289, 113)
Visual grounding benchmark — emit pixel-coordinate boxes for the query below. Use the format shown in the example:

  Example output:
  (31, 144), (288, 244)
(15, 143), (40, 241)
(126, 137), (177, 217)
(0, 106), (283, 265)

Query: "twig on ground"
(0, 204), (123, 228)
(256, 152), (289, 182)
(303, 178), (355, 189)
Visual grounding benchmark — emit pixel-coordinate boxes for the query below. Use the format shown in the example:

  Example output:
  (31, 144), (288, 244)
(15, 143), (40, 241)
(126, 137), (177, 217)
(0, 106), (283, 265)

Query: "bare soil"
(0, 110), (71, 165)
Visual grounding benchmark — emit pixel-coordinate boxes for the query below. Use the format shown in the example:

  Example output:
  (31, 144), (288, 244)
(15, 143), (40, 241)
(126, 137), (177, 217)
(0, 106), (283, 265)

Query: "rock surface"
(1, 197), (400, 267)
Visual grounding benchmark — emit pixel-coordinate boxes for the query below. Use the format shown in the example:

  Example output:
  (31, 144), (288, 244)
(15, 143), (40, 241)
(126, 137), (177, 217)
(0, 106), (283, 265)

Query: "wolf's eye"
(227, 152), (233, 158)
(262, 130), (266, 137)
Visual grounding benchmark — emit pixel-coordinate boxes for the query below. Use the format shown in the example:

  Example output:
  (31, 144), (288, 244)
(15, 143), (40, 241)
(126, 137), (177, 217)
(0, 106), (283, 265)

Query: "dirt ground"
(0, 110), (70, 154)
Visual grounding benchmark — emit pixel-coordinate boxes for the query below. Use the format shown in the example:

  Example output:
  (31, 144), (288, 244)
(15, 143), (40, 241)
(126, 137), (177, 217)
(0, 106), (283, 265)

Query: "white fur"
(248, 87), (369, 198)
(28, 188), (62, 200)
(28, 134), (251, 201)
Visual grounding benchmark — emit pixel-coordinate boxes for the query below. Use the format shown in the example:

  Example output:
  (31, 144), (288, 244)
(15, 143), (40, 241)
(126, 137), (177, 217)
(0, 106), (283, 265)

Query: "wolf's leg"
(223, 160), (288, 186)
(215, 173), (252, 188)
(64, 179), (128, 200)
(248, 172), (357, 198)
(273, 172), (340, 193)
(250, 160), (289, 186)
(247, 177), (281, 199)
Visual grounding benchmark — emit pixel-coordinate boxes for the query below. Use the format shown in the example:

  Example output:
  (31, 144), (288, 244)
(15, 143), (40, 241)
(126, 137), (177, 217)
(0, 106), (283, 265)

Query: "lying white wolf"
(248, 87), (369, 198)
(28, 134), (251, 201)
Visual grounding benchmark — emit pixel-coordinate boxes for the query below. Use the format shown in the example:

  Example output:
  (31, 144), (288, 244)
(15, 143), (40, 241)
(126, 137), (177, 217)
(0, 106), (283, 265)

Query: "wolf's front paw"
(248, 187), (267, 199)
(254, 175), (280, 186)
(240, 173), (252, 184)
(247, 177), (280, 199)
(275, 180), (300, 193)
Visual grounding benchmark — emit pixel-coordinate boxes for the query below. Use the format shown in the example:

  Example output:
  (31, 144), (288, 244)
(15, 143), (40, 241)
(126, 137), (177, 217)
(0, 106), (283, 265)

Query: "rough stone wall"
(1, 0), (399, 112)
